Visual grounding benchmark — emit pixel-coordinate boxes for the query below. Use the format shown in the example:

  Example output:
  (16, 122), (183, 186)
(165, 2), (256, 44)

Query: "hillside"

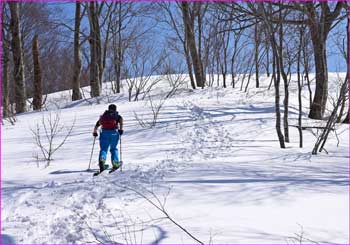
(1, 73), (348, 244)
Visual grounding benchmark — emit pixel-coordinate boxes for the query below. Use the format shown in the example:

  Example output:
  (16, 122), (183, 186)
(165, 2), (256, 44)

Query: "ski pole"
(88, 136), (96, 170)
(119, 136), (123, 172)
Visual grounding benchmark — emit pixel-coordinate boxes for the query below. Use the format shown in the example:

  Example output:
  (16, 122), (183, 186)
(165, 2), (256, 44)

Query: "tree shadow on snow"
(165, 152), (349, 205)
(150, 225), (168, 244)
(1, 234), (15, 244)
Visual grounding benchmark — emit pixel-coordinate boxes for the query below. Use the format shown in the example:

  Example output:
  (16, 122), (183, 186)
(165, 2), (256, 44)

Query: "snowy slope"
(1, 73), (349, 244)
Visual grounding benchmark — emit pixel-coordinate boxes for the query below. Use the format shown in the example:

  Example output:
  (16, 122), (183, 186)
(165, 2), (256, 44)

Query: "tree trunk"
(278, 20), (289, 143)
(259, 3), (285, 148)
(306, 2), (344, 119)
(72, 2), (82, 101)
(254, 21), (260, 88)
(32, 34), (42, 110)
(9, 2), (26, 113)
(303, 45), (313, 110)
(115, 3), (123, 93)
(272, 46), (285, 149)
(343, 7), (350, 124)
(308, 31), (328, 119)
(313, 79), (348, 154)
(2, 15), (10, 118)
(88, 2), (101, 97)
(297, 27), (304, 148)
(265, 41), (270, 77)
(181, 2), (204, 88)
(231, 55), (235, 88)
(337, 94), (346, 123)
(197, 5), (205, 85)
(184, 39), (196, 89)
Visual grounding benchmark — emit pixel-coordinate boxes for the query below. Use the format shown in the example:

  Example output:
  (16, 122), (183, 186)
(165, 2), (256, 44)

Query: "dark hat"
(108, 104), (117, 112)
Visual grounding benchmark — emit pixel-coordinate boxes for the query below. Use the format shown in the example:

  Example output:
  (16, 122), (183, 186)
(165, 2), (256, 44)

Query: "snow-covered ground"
(1, 73), (349, 244)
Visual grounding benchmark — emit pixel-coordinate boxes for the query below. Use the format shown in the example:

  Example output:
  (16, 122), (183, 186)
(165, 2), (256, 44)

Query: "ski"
(109, 161), (123, 174)
(92, 163), (110, 176)
(93, 162), (123, 175)
(93, 170), (103, 176)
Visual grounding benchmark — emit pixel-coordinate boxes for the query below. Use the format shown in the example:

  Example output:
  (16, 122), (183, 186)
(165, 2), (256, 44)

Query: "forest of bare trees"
(2, 1), (349, 148)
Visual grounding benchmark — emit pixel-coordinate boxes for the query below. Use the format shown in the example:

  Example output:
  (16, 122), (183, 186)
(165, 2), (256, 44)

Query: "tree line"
(2, 2), (349, 131)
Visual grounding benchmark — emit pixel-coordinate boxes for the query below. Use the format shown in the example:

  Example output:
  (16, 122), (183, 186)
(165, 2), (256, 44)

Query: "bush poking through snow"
(134, 95), (167, 128)
(30, 110), (75, 166)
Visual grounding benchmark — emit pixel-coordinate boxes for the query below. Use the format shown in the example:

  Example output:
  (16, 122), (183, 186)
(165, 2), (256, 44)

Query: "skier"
(93, 104), (124, 175)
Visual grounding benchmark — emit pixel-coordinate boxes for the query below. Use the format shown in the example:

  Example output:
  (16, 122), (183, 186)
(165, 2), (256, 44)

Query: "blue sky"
(51, 2), (347, 73)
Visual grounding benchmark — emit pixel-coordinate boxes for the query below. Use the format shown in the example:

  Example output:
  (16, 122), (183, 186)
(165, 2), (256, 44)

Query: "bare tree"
(230, 29), (244, 88)
(161, 61), (188, 99)
(302, 30), (314, 110)
(134, 95), (167, 128)
(87, 2), (102, 97)
(110, 183), (205, 244)
(2, 4), (10, 118)
(111, 1), (127, 94)
(158, 2), (196, 89)
(302, 2), (346, 119)
(312, 76), (348, 154)
(124, 43), (165, 102)
(259, 3), (285, 148)
(32, 34), (42, 111)
(254, 19), (261, 88)
(277, 10), (290, 143)
(180, 2), (205, 88)
(221, 2), (346, 119)
(72, 2), (83, 101)
(217, 22), (231, 88)
(332, 10), (349, 123)
(30, 111), (75, 165)
(342, 6), (350, 124)
(9, 2), (26, 113)
(296, 16), (306, 148)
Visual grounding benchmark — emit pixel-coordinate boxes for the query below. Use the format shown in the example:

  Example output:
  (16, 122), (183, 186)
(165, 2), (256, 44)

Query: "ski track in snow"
(2, 74), (349, 244)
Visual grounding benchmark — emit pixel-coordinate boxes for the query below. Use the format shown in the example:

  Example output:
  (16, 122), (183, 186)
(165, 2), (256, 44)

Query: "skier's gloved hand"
(93, 132), (98, 137)
(118, 129), (124, 136)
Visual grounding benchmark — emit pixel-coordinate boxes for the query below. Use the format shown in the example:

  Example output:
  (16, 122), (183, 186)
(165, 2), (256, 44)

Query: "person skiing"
(93, 104), (124, 175)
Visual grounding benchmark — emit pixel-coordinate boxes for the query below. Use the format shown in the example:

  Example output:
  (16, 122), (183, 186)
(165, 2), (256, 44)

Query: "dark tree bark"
(32, 34), (42, 110)
(302, 43), (313, 110)
(305, 2), (345, 119)
(113, 2), (123, 94)
(88, 2), (101, 97)
(72, 2), (82, 101)
(297, 25), (304, 148)
(278, 17), (289, 143)
(2, 10), (10, 118)
(265, 40), (270, 77)
(254, 20), (260, 88)
(159, 2), (196, 89)
(184, 39), (196, 89)
(259, 3), (285, 148)
(272, 42), (285, 148)
(196, 2), (206, 83)
(313, 78), (348, 154)
(9, 2), (26, 113)
(343, 6), (350, 124)
(219, 30), (230, 88)
(181, 2), (205, 88)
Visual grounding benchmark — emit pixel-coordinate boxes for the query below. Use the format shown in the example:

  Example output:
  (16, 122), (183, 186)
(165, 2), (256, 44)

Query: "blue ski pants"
(98, 129), (119, 163)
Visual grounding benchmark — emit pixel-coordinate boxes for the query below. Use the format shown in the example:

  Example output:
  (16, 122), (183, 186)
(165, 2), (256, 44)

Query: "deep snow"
(1, 73), (349, 244)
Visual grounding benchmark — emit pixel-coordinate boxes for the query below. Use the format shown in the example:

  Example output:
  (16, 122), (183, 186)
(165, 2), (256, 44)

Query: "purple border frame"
(0, 0), (349, 244)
